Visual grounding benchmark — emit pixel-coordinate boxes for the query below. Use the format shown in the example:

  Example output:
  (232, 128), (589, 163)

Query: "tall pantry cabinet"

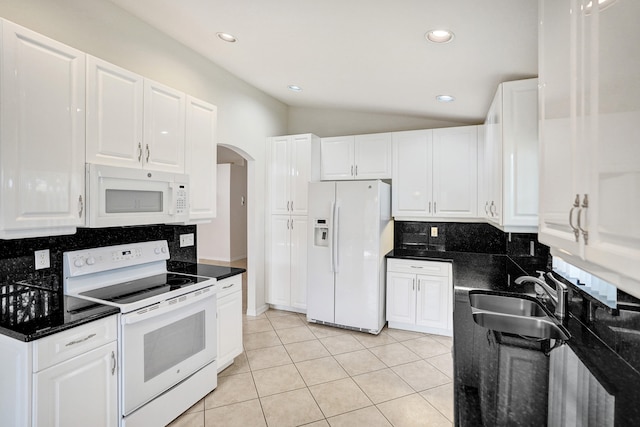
(538, 0), (640, 291)
(266, 134), (320, 311)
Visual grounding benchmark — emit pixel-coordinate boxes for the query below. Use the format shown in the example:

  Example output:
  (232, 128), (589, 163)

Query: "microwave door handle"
(168, 183), (176, 215)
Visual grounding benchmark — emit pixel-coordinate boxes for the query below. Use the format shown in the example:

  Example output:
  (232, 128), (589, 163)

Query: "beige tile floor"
(167, 309), (454, 427)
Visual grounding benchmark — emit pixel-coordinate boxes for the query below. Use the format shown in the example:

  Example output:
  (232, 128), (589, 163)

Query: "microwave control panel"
(176, 186), (187, 214)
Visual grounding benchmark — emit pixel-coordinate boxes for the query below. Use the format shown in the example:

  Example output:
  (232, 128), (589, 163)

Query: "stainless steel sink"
(469, 293), (548, 317)
(469, 292), (570, 340)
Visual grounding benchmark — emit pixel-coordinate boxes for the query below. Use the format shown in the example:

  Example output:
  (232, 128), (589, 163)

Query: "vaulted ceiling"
(108, 0), (538, 124)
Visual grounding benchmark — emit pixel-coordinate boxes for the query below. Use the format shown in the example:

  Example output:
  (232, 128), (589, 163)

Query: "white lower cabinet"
(386, 259), (453, 336)
(34, 341), (118, 427)
(0, 315), (118, 426)
(216, 274), (243, 373)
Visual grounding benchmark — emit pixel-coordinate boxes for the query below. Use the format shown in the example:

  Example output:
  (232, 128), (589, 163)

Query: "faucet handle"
(546, 272), (568, 291)
(536, 270), (546, 280)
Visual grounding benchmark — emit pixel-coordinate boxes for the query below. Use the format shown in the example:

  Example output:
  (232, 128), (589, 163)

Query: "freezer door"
(334, 181), (382, 330)
(306, 182), (336, 323)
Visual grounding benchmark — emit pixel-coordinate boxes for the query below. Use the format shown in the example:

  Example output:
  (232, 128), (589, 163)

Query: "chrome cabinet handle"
(78, 195), (84, 218)
(146, 144), (150, 163)
(569, 194), (580, 242)
(413, 279), (415, 291)
(434, 202), (437, 214)
(485, 201), (489, 215)
(222, 283), (235, 289)
(291, 201), (293, 211)
(287, 219), (290, 230)
(65, 333), (96, 347)
(111, 350), (116, 376)
(351, 165), (354, 176)
(417, 280), (421, 292)
(577, 194), (589, 245)
(291, 220), (293, 230)
(287, 201), (290, 211)
(429, 201), (431, 213)
(137, 142), (142, 162)
(355, 165), (358, 176)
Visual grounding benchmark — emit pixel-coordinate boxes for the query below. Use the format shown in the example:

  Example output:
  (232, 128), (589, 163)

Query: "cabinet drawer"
(387, 258), (451, 276)
(33, 315), (118, 372)
(217, 274), (242, 299)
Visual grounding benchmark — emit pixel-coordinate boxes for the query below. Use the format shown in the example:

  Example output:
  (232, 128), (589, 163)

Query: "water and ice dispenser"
(314, 219), (329, 247)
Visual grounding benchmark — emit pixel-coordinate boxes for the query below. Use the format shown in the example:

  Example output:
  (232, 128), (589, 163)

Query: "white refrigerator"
(307, 180), (393, 334)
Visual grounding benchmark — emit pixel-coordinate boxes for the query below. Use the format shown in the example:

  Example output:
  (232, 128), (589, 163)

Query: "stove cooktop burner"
(78, 273), (208, 306)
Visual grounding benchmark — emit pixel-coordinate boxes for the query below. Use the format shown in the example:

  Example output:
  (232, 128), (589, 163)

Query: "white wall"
(198, 165), (231, 262)
(198, 164), (247, 262)
(288, 106), (473, 137)
(230, 165), (248, 261)
(0, 0), (288, 315)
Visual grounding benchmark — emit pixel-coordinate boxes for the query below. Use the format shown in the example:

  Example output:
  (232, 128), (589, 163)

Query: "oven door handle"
(122, 288), (215, 325)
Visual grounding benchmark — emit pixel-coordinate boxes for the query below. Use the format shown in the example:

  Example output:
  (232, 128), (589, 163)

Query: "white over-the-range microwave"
(84, 164), (189, 228)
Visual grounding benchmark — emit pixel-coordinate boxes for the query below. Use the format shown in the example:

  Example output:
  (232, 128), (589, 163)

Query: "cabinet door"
(501, 79), (539, 228)
(386, 272), (416, 324)
(538, 0), (585, 256)
(269, 136), (291, 215)
(185, 96), (217, 221)
(143, 79), (185, 173)
(354, 133), (392, 179)
(0, 21), (85, 237)
(268, 216), (292, 306)
(416, 274), (451, 331)
(432, 126), (478, 218)
(321, 136), (355, 180)
(484, 88), (503, 224)
(290, 135), (311, 216)
(392, 130), (432, 217)
(217, 286), (243, 372)
(34, 342), (118, 427)
(290, 216), (308, 309)
(86, 55), (144, 168)
(584, 0), (640, 283)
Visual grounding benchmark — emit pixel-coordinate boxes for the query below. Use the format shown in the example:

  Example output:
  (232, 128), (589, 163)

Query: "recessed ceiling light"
(288, 85), (303, 92)
(217, 32), (237, 43)
(436, 95), (455, 102)
(425, 29), (454, 44)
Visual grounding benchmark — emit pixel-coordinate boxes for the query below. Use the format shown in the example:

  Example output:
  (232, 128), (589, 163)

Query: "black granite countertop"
(0, 281), (118, 342)
(0, 263), (244, 343)
(168, 262), (246, 281)
(386, 248), (640, 425)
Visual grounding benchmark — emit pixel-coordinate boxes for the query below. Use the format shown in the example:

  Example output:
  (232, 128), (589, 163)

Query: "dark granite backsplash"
(0, 225), (197, 289)
(394, 221), (549, 260)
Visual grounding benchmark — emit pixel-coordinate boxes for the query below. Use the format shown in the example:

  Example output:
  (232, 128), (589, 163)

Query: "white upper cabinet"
(432, 126), (478, 218)
(481, 78), (539, 232)
(320, 133), (391, 180)
(86, 55), (144, 169)
(268, 134), (317, 216)
(143, 79), (186, 173)
(539, 0), (640, 288)
(392, 126), (478, 219)
(0, 20), (86, 239)
(87, 59), (186, 173)
(185, 96), (217, 222)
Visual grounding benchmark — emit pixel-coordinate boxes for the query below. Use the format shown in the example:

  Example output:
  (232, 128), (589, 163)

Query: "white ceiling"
(107, 0), (538, 124)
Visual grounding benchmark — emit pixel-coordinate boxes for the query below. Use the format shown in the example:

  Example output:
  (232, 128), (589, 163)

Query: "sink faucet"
(514, 271), (569, 320)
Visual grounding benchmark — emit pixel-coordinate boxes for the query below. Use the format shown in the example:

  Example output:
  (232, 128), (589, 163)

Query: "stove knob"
(161, 247), (168, 254)
(86, 256), (96, 265)
(154, 247), (161, 255)
(74, 258), (85, 268)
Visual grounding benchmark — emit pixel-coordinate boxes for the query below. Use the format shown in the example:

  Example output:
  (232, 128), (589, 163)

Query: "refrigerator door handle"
(333, 204), (340, 273)
(329, 201), (336, 272)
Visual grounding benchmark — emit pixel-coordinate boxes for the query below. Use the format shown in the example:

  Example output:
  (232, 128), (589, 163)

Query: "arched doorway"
(197, 144), (256, 315)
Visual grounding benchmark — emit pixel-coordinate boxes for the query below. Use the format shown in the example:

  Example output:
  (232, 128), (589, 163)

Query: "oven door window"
(143, 311), (205, 382)
(121, 291), (216, 415)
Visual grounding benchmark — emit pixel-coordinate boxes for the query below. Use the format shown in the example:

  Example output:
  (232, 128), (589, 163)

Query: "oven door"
(120, 286), (216, 416)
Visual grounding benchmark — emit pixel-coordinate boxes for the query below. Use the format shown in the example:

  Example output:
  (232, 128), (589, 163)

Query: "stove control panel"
(63, 240), (170, 278)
